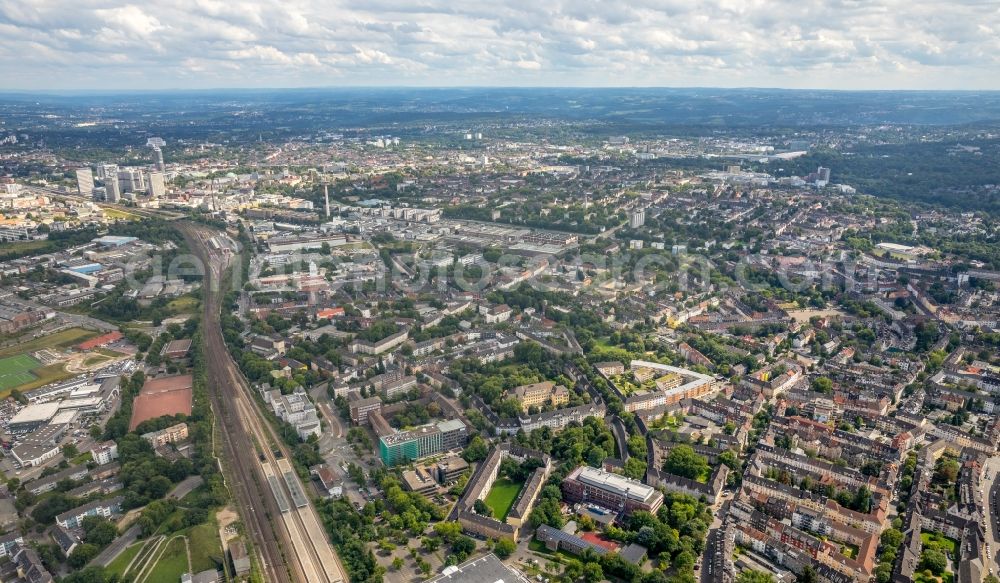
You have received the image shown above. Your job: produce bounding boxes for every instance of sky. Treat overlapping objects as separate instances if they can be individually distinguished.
[0,0,998,91]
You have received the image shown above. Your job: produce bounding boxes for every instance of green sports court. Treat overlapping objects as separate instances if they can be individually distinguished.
[0,354,40,391]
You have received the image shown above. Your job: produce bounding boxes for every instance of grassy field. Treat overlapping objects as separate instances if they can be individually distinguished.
[83,354,113,367]
[188,521,224,572]
[915,570,953,583]
[145,537,190,583]
[102,208,143,220]
[0,327,101,398]
[0,239,51,259]
[106,542,144,578]
[0,327,98,358]
[0,354,40,391]
[166,296,200,314]
[921,531,958,555]
[0,363,73,399]
[485,478,523,520]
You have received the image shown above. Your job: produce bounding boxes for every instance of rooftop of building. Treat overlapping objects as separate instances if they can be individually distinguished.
[570,465,658,503]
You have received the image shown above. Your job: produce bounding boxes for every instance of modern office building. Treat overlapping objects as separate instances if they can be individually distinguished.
[378,419,468,466]
[630,208,645,229]
[76,168,94,197]
[152,147,165,172]
[148,171,165,198]
[117,168,146,193]
[97,163,118,180]
[104,174,121,203]
[562,466,664,517]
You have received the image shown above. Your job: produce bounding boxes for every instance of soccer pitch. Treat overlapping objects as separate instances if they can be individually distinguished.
[0,354,40,391]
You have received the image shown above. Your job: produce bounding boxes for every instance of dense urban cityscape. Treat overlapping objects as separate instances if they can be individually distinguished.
[0,83,999,583]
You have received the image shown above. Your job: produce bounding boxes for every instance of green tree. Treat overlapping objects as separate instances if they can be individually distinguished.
[494,538,516,559]
[798,565,817,583]
[473,499,493,517]
[68,543,100,568]
[663,445,710,481]
[61,443,79,459]
[919,549,947,575]
[434,521,463,543]
[462,435,490,463]
[811,377,833,394]
[451,536,476,561]
[737,570,776,583]
[583,562,604,582]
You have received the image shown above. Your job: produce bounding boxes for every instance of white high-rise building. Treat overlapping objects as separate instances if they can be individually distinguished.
[97,163,118,180]
[153,147,165,172]
[630,208,646,229]
[816,166,831,187]
[147,171,166,198]
[117,168,146,193]
[105,175,121,203]
[76,168,94,197]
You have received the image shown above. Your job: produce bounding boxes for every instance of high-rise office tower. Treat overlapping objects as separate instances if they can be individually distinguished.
[324,184,330,218]
[76,168,94,197]
[117,168,146,193]
[153,147,165,172]
[105,175,121,203]
[630,208,646,229]
[148,171,166,198]
[97,163,118,180]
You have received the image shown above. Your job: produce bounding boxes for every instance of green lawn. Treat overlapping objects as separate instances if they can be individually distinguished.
[0,363,73,399]
[102,208,143,220]
[485,478,523,520]
[145,537,190,583]
[0,239,51,259]
[0,354,39,390]
[0,327,98,358]
[166,295,201,314]
[921,532,958,555]
[915,570,953,583]
[188,521,224,572]
[106,542,144,578]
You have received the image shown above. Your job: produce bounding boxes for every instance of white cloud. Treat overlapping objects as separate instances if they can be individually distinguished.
[0,0,996,89]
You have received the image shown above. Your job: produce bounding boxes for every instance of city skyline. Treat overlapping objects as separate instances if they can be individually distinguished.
[0,0,998,91]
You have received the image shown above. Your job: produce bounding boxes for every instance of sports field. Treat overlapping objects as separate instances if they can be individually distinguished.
[0,354,40,391]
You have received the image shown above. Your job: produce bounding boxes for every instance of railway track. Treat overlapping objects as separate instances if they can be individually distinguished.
[183,223,346,583]
[185,223,294,583]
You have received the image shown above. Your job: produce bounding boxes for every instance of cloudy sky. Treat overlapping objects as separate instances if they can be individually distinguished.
[0,0,998,91]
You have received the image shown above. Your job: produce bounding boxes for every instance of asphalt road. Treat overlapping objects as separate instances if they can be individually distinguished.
[91,524,141,567]
[90,475,206,568]
[981,456,1000,576]
[610,416,630,461]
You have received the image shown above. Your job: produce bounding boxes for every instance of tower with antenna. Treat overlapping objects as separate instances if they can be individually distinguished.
[210,178,218,212]
[324,183,330,219]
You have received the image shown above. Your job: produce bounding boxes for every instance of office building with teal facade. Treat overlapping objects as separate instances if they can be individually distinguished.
[379,420,467,466]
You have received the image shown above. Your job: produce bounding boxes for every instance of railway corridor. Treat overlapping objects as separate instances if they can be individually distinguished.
[184,224,346,583]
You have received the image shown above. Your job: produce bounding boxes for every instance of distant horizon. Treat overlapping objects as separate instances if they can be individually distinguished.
[1,1,997,92]
[3,85,1000,97]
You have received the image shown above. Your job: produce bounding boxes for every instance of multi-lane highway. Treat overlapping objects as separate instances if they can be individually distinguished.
[183,223,346,583]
